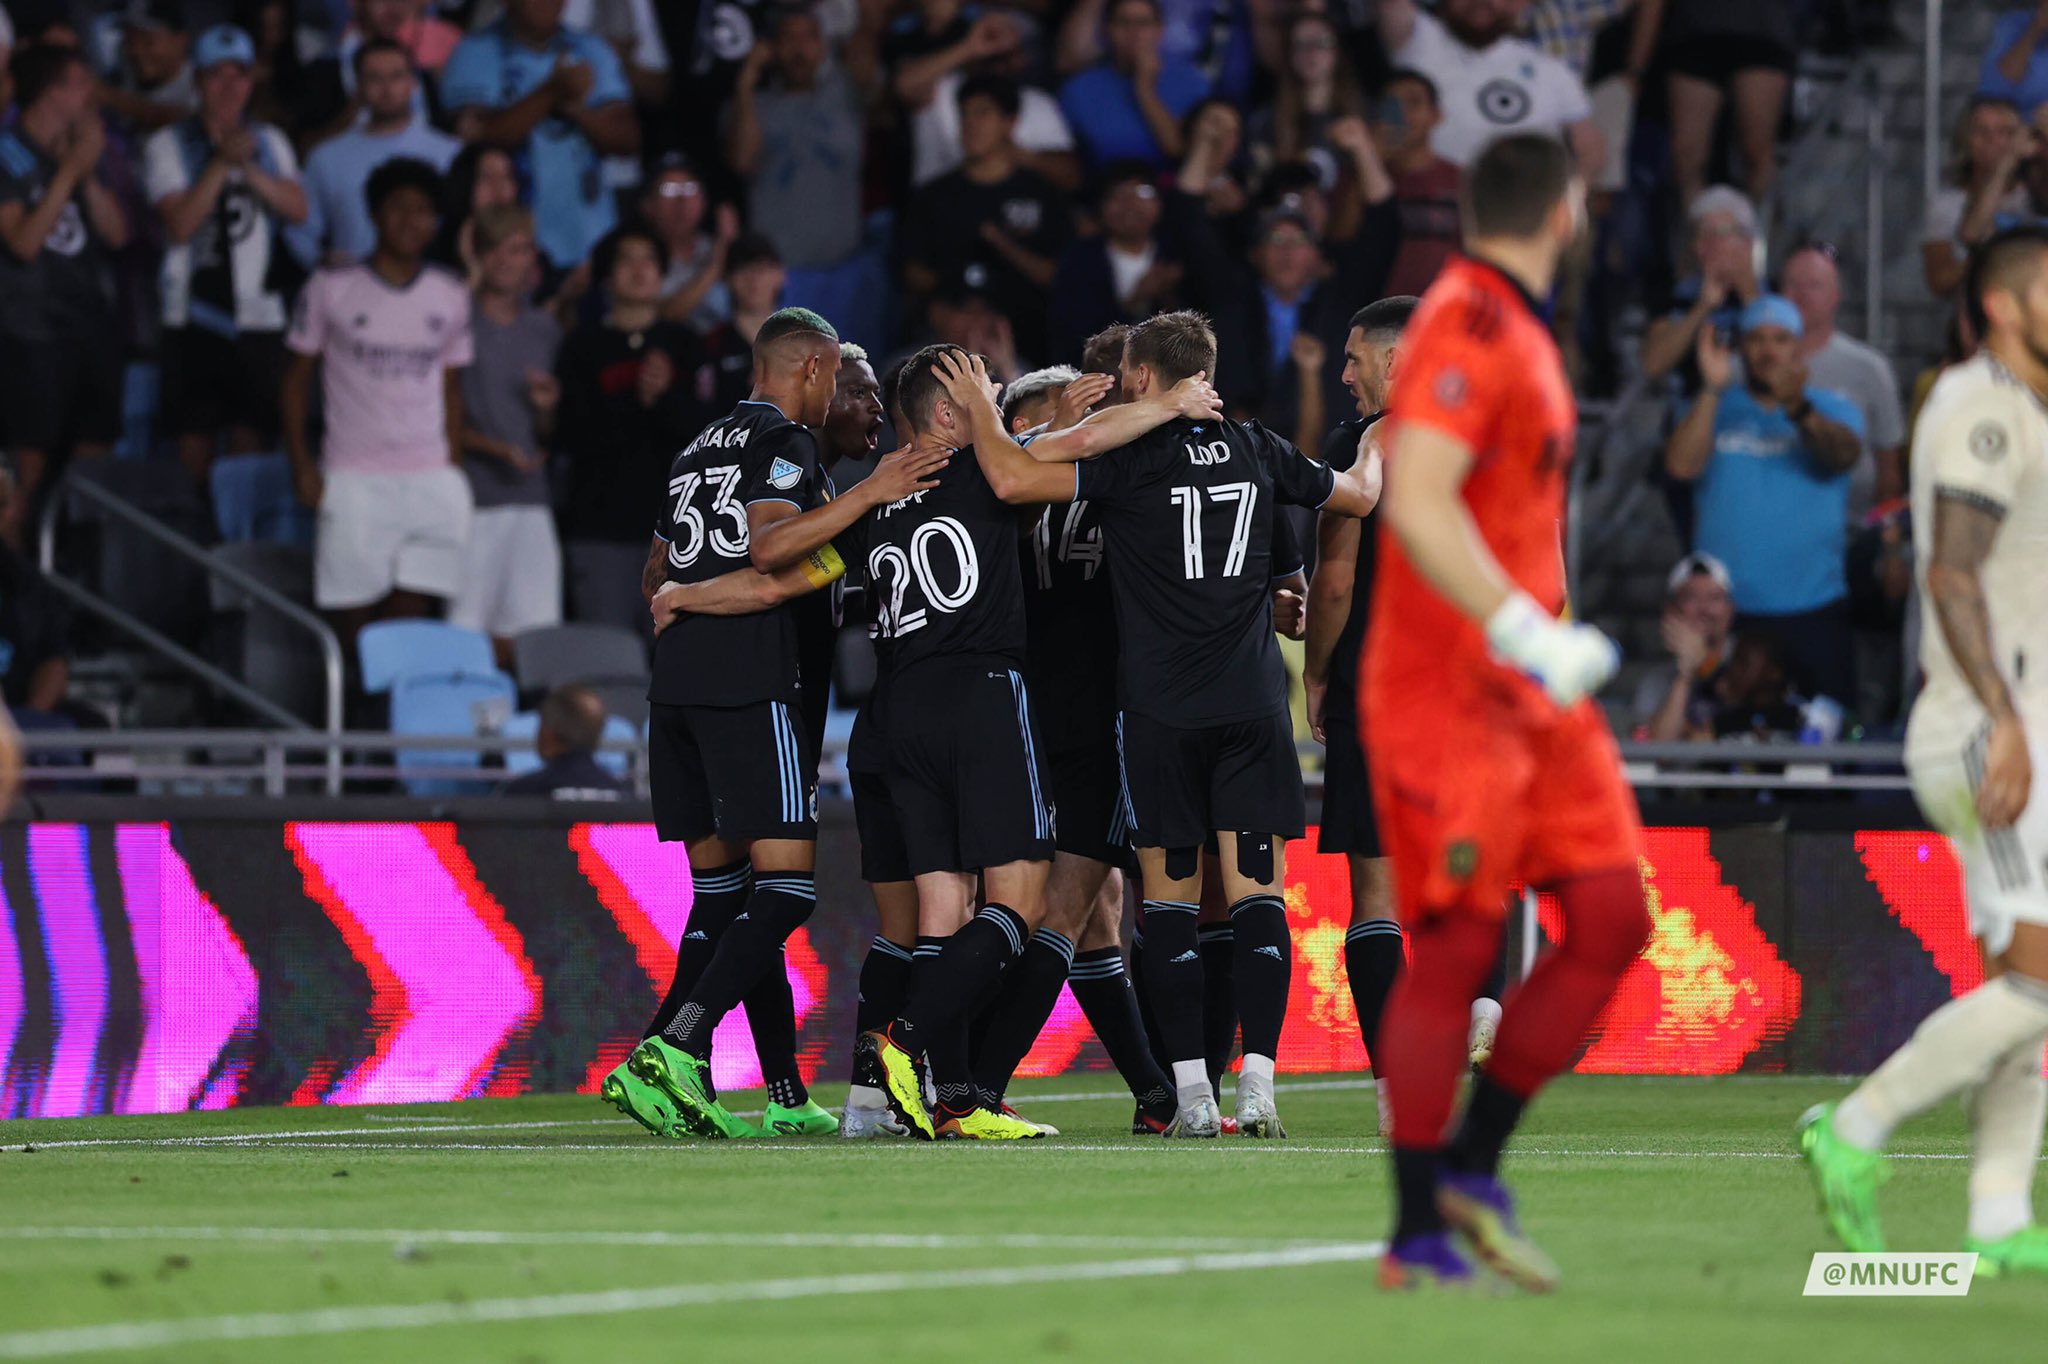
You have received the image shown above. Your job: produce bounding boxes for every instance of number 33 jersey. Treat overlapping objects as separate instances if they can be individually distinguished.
[650,399,821,707]
[864,444,1026,672]
[1077,416,1336,727]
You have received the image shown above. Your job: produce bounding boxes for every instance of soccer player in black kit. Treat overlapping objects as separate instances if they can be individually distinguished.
[1303,297,1415,1138]
[617,309,948,1141]
[1077,310,1381,1138]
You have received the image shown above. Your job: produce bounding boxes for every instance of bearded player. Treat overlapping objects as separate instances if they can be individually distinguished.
[1367,135,1647,1290]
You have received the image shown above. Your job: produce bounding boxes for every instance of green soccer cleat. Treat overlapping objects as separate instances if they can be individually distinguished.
[1969,1226,2048,1277]
[761,1099,840,1137]
[599,1061,684,1139]
[626,1037,756,1140]
[1797,1102,1890,1252]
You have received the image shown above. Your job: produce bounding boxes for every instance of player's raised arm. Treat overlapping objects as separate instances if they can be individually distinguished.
[1023,374,1225,463]
[933,350,1087,505]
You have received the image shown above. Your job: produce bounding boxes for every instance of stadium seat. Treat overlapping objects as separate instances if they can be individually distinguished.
[358,620,495,695]
[389,669,517,797]
[206,542,325,726]
[500,710,637,778]
[583,679,650,730]
[511,623,649,694]
[211,452,314,547]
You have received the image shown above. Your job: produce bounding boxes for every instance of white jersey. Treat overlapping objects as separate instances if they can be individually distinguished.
[1906,354,2048,744]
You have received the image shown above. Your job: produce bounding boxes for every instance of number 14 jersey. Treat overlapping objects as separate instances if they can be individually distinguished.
[1077,417,1336,727]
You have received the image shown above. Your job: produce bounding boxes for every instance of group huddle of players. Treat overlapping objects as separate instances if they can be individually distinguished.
[596,134,1689,1292]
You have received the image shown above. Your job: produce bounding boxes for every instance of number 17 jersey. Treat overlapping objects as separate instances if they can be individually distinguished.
[1077,416,1336,727]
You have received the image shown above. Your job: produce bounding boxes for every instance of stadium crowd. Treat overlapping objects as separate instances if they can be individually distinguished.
[0,0,1973,747]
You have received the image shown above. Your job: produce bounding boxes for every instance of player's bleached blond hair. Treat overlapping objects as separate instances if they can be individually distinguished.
[839,343,869,365]
[1001,366,1082,425]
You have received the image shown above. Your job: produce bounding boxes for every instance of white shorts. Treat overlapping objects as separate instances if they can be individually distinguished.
[447,503,563,638]
[314,466,473,611]
[1588,76,1633,194]
[1905,710,2048,956]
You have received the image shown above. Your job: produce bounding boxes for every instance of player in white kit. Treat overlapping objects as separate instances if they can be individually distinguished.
[1797,227,2048,1276]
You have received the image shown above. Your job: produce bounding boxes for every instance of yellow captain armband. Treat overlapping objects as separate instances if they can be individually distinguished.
[802,544,847,589]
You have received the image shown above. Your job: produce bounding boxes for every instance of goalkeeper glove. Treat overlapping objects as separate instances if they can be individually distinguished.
[1483,590,1619,708]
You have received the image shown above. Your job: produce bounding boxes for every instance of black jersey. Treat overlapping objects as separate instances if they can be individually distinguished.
[1321,413,1382,697]
[1077,417,1337,727]
[865,443,1026,673]
[1021,488,1117,722]
[649,399,819,708]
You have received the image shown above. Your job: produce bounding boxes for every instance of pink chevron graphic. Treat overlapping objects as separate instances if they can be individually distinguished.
[1016,987,1093,1078]
[286,823,541,1105]
[573,823,825,1093]
[0,858,19,1119]
[28,824,108,1118]
[113,825,260,1113]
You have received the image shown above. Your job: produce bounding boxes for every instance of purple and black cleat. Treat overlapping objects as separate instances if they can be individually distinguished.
[1377,1231,1476,1291]
[1436,1171,1560,1293]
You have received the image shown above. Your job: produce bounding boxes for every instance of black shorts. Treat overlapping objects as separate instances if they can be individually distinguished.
[1035,676,1133,869]
[883,658,1054,876]
[1116,708,1306,851]
[851,769,913,884]
[0,330,122,453]
[649,699,817,844]
[1317,697,1382,859]
[159,327,286,440]
[1663,34,1796,84]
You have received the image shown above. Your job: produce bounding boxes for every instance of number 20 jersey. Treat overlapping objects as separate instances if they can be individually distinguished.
[864,444,1026,671]
[649,399,820,707]
[1077,417,1336,728]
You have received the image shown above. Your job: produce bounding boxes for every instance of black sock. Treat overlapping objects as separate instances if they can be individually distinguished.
[1392,1145,1447,1243]
[1129,927,1176,1080]
[929,1018,978,1118]
[662,873,817,1055]
[1344,920,1404,1065]
[972,927,1076,1103]
[1199,923,1237,1093]
[645,860,750,1038]
[743,951,807,1107]
[851,935,915,1067]
[1446,1073,1528,1177]
[1228,894,1290,1063]
[1139,902,1204,1079]
[1069,946,1173,1110]
[889,905,1028,1059]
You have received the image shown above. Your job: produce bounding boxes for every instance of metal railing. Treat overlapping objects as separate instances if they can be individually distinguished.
[38,471,346,792]
[1924,0,1944,207]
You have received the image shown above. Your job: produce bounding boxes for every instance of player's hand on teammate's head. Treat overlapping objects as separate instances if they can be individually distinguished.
[1977,713,2034,830]
[1695,325,1734,390]
[1052,372,1117,430]
[1164,371,1223,421]
[869,442,950,502]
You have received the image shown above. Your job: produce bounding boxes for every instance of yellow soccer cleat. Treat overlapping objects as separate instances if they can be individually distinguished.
[936,1107,1047,1140]
[858,1029,935,1140]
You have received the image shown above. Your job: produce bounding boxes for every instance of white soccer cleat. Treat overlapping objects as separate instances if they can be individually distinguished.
[839,1103,910,1139]
[1164,1094,1223,1138]
[1469,997,1502,1073]
[1375,1079,1394,1139]
[1235,1081,1287,1139]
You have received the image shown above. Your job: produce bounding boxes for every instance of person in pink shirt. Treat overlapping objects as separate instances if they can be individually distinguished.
[282,156,474,646]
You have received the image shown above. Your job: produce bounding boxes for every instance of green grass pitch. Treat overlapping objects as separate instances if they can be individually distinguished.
[0,1075,2036,1361]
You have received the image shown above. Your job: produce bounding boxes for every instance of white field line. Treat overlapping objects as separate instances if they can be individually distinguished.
[0,1242,1384,1359]
[0,1226,1331,1253]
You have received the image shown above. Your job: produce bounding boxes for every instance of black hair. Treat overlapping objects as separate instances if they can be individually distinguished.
[592,222,669,284]
[10,44,85,110]
[1380,66,1439,106]
[1349,296,1420,339]
[352,36,411,80]
[540,686,606,754]
[1965,224,2048,340]
[364,156,443,219]
[957,72,1021,120]
[1126,310,1216,387]
[726,231,782,275]
[1465,134,1573,238]
[896,344,966,435]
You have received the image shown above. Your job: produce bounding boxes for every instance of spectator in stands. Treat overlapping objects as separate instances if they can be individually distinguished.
[1639,184,1763,387]
[1246,10,1367,181]
[0,42,132,539]
[644,152,737,332]
[1059,0,1257,108]
[442,0,640,273]
[282,157,474,647]
[499,684,628,799]
[1048,159,1181,363]
[1690,632,1806,741]
[1373,67,1461,298]
[297,0,460,137]
[1662,294,1864,706]
[900,74,1072,362]
[560,0,670,108]
[552,224,699,636]
[897,5,1079,191]
[1981,4,2048,117]
[101,0,196,135]
[1057,0,1209,169]
[292,38,461,269]
[143,25,308,485]
[429,141,520,286]
[685,232,784,420]
[450,205,562,654]
[1373,0,1602,172]
[1659,0,1797,211]
[1779,242,1907,514]
[1178,95,1249,218]
[1923,97,2033,297]
[1635,551,1737,742]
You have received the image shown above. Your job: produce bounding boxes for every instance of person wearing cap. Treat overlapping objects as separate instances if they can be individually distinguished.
[1635,553,1738,741]
[1663,292,1866,707]
[100,0,196,135]
[142,24,307,484]
[645,153,737,333]
[291,37,460,270]
[1639,183,1765,386]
